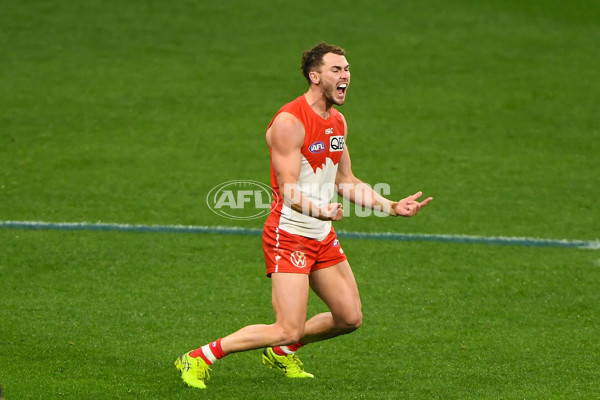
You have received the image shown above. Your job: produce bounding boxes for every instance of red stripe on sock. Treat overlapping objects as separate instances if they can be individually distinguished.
[287,342,304,352]
[189,348,213,365]
[188,338,225,365]
[210,338,226,359]
[273,342,304,355]
[272,346,287,356]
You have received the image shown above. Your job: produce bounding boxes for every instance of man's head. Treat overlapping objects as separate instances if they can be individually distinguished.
[302,42,350,106]
[301,42,346,83]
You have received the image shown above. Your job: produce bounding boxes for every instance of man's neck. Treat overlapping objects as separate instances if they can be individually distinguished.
[304,89,332,119]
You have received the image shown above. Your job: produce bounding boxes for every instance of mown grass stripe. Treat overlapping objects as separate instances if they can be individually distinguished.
[1,220,598,250]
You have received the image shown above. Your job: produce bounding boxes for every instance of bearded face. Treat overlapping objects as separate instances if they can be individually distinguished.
[314,53,350,106]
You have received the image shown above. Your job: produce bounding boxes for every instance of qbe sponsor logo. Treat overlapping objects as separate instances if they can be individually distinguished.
[206,180,279,220]
[329,136,345,152]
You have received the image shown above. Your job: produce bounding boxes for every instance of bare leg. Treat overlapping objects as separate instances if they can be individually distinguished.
[219,261,361,354]
[301,260,363,344]
[220,273,310,354]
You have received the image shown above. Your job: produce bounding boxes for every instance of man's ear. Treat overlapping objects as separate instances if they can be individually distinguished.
[309,71,320,85]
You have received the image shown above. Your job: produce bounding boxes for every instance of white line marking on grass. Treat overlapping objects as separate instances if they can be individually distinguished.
[0,220,598,250]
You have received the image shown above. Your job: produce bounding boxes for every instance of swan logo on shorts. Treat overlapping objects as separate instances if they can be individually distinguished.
[290,251,307,269]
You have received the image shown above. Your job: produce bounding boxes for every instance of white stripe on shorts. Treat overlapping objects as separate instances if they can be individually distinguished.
[275,227,280,273]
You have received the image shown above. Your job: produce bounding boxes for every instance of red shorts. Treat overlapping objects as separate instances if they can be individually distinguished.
[262,225,347,277]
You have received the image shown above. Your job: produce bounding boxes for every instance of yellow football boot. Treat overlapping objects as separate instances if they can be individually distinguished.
[174,351,210,389]
[262,347,315,378]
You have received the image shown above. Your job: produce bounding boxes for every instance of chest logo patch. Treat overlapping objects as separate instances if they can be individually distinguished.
[309,141,326,154]
[329,136,345,152]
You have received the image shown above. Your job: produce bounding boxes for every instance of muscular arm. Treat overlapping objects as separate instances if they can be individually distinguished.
[267,113,343,221]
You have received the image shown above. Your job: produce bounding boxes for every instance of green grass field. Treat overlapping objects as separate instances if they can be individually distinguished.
[1,0,599,398]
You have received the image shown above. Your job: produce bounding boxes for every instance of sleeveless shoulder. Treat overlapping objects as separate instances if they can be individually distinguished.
[267,96,305,130]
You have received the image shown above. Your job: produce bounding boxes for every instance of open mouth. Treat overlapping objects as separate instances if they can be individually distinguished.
[336,83,348,96]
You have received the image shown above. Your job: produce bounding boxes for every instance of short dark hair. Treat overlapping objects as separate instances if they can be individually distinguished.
[301,42,346,83]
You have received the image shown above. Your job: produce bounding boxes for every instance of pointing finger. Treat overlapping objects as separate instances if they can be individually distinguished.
[418,197,433,208]
[409,191,423,201]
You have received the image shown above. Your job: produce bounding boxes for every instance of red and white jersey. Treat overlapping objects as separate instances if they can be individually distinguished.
[265,95,346,240]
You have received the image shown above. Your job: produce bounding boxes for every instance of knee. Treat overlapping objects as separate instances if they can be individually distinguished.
[350,311,363,331]
[275,325,304,346]
[338,310,363,333]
